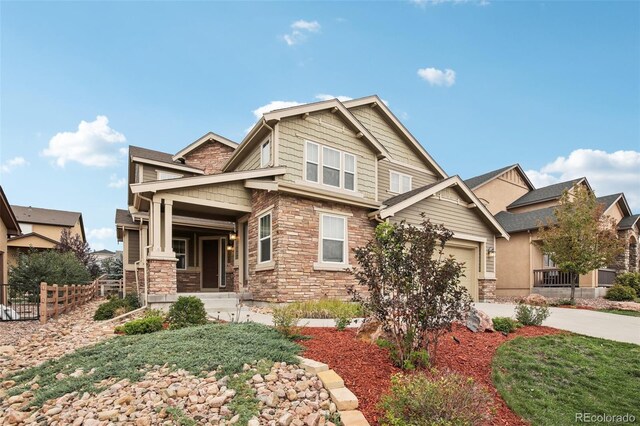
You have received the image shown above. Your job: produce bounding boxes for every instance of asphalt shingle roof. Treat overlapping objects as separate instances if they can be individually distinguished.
[383,181,442,207]
[618,214,640,230]
[115,209,136,226]
[464,165,516,190]
[507,178,584,209]
[495,206,557,233]
[596,193,623,211]
[11,205,81,227]
[129,145,200,169]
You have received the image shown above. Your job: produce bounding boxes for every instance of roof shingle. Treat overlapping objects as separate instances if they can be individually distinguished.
[115,209,136,226]
[464,165,517,190]
[495,207,557,233]
[11,205,82,227]
[507,178,584,209]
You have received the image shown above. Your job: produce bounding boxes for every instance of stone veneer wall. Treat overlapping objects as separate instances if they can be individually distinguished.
[124,269,145,295]
[478,278,496,303]
[147,258,177,295]
[247,190,375,302]
[183,142,235,175]
[177,271,200,293]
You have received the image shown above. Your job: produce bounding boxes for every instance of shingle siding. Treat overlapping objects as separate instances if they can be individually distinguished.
[168,181,251,207]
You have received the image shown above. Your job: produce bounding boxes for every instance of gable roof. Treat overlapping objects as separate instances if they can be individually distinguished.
[173,132,238,161]
[0,186,21,236]
[115,209,136,226]
[12,205,81,227]
[495,206,557,233]
[377,176,509,239]
[618,214,640,230]
[597,193,632,217]
[507,177,590,209]
[7,232,60,246]
[343,95,448,179]
[129,146,205,175]
[464,164,534,191]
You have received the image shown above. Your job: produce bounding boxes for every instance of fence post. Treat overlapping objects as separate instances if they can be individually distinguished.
[40,282,48,324]
[53,284,59,318]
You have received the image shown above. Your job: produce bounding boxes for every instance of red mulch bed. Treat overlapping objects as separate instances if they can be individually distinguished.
[299,324,564,426]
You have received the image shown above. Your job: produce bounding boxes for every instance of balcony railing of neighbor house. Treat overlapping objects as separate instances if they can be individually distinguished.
[533,269,578,287]
[597,268,617,287]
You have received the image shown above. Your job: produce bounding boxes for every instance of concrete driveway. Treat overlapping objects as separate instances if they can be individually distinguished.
[475,302,640,345]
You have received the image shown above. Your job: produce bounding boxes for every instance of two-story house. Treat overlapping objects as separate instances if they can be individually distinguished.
[466,164,639,298]
[115,96,509,307]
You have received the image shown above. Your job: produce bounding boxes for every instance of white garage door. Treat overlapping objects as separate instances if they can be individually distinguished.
[442,244,478,301]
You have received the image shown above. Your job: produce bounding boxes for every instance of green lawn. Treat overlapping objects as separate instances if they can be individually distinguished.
[598,309,640,317]
[5,322,300,408]
[492,334,640,426]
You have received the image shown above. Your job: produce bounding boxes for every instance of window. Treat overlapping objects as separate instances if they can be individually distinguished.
[543,254,556,268]
[258,212,272,263]
[173,239,187,270]
[157,170,182,180]
[306,141,319,182]
[321,214,346,263]
[18,223,32,234]
[305,141,357,192]
[260,139,271,167]
[390,171,412,194]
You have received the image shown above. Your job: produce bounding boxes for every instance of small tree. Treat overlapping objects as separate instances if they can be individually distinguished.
[536,186,625,301]
[350,217,471,368]
[9,250,91,293]
[56,229,99,277]
[100,256,123,279]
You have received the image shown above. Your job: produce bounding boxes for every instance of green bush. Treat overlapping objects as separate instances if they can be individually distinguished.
[378,370,493,426]
[492,317,521,334]
[614,273,640,296]
[515,304,551,326]
[93,294,141,321]
[605,285,637,301]
[9,250,91,293]
[555,298,576,306]
[122,315,164,335]
[272,305,301,338]
[167,296,208,329]
[284,299,365,319]
[333,304,355,331]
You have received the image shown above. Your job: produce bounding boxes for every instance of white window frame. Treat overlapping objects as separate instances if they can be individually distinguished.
[304,140,357,192]
[389,170,412,194]
[172,238,188,270]
[257,211,273,264]
[260,138,271,168]
[318,213,347,265]
[157,170,183,181]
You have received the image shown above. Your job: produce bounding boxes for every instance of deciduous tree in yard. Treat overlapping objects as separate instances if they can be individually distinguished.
[56,228,99,277]
[350,216,471,368]
[536,186,625,301]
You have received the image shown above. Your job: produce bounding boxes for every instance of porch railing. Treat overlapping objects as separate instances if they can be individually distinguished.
[597,268,617,287]
[533,269,578,287]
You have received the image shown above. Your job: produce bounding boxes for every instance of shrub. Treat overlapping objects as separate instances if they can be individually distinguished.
[555,298,576,306]
[351,218,471,369]
[605,285,637,302]
[515,304,550,326]
[285,299,365,319]
[167,296,208,329]
[378,370,493,426]
[122,315,164,335]
[272,305,301,338]
[615,272,640,296]
[492,317,521,334]
[9,250,91,293]
[333,305,354,331]
[93,294,141,321]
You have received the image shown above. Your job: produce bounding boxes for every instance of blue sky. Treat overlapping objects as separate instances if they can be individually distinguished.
[1,0,639,250]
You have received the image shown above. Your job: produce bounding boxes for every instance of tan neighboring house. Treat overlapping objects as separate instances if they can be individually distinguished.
[1,187,21,303]
[466,164,639,298]
[116,96,509,306]
[6,205,86,265]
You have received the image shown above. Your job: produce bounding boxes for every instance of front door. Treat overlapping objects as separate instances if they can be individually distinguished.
[202,240,219,289]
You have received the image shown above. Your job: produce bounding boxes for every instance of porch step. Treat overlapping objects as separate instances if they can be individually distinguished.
[179,292,240,299]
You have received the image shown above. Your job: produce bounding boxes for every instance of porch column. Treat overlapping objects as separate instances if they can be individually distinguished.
[151,198,162,254]
[163,199,174,255]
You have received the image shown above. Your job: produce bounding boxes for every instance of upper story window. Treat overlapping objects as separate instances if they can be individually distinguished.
[258,212,272,263]
[18,223,33,234]
[173,239,187,270]
[305,141,357,192]
[157,170,183,180]
[260,139,271,167]
[390,170,412,194]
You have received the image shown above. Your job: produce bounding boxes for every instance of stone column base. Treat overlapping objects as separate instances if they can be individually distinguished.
[147,257,178,295]
[478,278,496,302]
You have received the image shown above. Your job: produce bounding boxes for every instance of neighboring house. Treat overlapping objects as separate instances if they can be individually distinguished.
[466,164,639,298]
[6,205,86,265]
[92,249,120,263]
[116,96,509,306]
[0,187,21,303]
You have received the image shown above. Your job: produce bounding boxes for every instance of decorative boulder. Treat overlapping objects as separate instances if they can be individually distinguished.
[466,308,494,333]
[356,317,388,343]
[609,301,640,312]
[520,294,548,306]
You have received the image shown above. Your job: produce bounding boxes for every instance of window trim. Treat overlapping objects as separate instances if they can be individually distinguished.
[316,213,349,268]
[257,211,273,265]
[389,170,412,194]
[343,152,357,191]
[172,238,188,270]
[157,170,183,181]
[260,137,271,168]
[304,140,357,192]
[304,141,319,183]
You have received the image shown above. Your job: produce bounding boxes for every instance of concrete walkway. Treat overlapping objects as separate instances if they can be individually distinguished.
[475,302,640,345]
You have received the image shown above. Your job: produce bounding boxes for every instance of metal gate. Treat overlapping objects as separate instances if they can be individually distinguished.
[0,283,40,321]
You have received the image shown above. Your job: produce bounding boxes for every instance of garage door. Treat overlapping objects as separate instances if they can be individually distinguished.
[442,244,478,301]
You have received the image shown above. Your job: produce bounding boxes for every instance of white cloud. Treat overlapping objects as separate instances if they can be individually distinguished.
[88,227,115,240]
[315,94,353,102]
[108,174,127,188]
[42,115,126,167]
[0,156,28,173]
[525,149,640,211]
[252,101,303,120]
[283,20,321,46]
[417,67,456,87]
